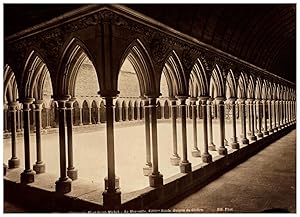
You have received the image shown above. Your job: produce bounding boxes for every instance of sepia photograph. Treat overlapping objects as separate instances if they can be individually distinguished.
[2,2,296,213]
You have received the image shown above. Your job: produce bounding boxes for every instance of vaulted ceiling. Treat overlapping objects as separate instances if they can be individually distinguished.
[4,4,296,82]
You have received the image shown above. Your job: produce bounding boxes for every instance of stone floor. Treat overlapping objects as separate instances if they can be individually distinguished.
[170,129,296,213]
[4,119,248,193]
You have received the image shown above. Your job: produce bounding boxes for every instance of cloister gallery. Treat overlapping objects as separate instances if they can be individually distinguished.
[3,4,296,211]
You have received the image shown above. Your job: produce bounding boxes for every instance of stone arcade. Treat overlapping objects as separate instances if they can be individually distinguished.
[3,4,296,212]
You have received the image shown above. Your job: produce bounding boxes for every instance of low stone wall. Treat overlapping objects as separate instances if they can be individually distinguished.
[4,123,296,212]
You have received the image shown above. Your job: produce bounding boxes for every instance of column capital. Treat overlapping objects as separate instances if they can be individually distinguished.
[247,98,254,103]
[98,90,120,98]
[8,101,19,110]
[66,99,76,109]
[176,96,188,105]
[19,98,34,105]
[228,97,236,103]
[189,97,198,102]
[215,96,226,101]
[53,95,71,102]
[199,96,209,102]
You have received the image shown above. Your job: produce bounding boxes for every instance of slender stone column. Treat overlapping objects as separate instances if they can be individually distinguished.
[20,98,36,184]
[256,100,263,138]
[277,100,281,129]
[200,97,212,163]
[207,98,216,151]
[262,99,269,136]
[253,102,257,133]
[33,100,46,174]
[148,97,163,187]
[102,96,121,208]
[8,102,20,168]
[247,101,251,136]
[190,97,201,157]
[142,98,152,175]
[228,98,239,149]
[78,107,83,126]
[31,104,36,132]
[177,96,192,173]
[215,97,227,155]
[285,100,288,125]
[272,100,277,131]
[267,100,273,133]
[4,104,8,133]
[97,107,101,124]
[55,97,72,193]
[66,99,78,180]
[45,107,51,129]
[16,106,22,132]
[239,99,249,144]
[248,99,257,141]
[169,98,181,166]
[88,107,92,125]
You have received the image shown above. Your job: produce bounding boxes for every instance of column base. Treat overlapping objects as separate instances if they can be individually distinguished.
[8,158,20,169]
[149,173,163,187]
[191,148,201,157]
[208,143,216,151]
[104,177,120,190]
[102,189,121,210]
[33,162,46,174]
[231,142,240,149]
[269,129,274,133]
[170,155,181,166]
[263,131,269,136]
[16,129,22,132]
[179,161,192,173]
[202,153,212,163]
[143,166,152,176]
[55,177,72,194]
[67,168,78,180]
[218,147,228,156]
[20,169,36,184]
[247,131,252,136]
[250,135,257,141]
[257,132,263,138]
[4,163,7,176]
[242,138,249,145]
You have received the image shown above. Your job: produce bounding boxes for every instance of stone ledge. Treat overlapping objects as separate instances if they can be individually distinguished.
[4,123,295,212]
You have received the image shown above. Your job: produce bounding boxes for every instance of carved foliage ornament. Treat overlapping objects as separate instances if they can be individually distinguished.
[149,33,169,63]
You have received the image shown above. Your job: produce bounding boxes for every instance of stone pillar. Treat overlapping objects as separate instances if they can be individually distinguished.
[16,106,22,132]
[273,100,277,131]
[45,107,51,129]
[267,100,273,133]
[215,97,227,155]
[247,100,251,136]
[169,98,181,166]
[239,99,249,144]
[66,99,78,180]
[4,104,8,133]
[262,99,269,136]
[200,97,212,163]
[78,107,83,126]
[142,98,152,176]
[88,107,92,125]
[229,98,239,149]
[248,99,257,141]
[31,104,36,132]
[55,97,72,193]
[102,96,121,208]
[256,100,263,138]
[190,97,201,157]
[207,98,216,151]
[253,102,257,133]
[20,98,36,184]
[277,100,281,129]
[148,97,163,187]
[177,96,192,173]
[97,107,101,124]
[8,102,20,168]
[33,100,46,174]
